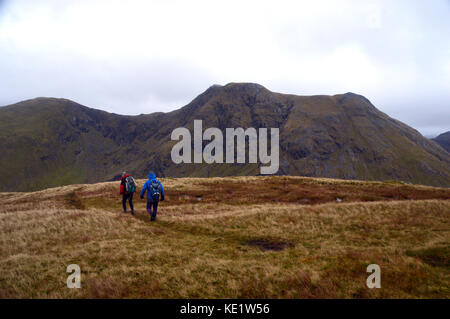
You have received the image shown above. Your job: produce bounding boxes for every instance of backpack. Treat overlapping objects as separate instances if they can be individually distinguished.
[125,176,137,193]
[149,180,161,200]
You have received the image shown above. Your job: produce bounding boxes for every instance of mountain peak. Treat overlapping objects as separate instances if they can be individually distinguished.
[224,82,268,89]
[222,82,269,94]
[1,85,449,190]
[203,82,269,96]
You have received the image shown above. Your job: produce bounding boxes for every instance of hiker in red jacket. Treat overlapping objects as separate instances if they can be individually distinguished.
[120,171,135,215]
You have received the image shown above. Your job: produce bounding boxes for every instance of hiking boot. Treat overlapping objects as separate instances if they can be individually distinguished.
[131,211,135,215]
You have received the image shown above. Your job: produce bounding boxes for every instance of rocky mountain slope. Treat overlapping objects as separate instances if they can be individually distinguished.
[432,131,450,153]
[0,83,449,191]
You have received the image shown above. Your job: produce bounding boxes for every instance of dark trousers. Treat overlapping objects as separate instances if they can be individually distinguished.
[122,193,134,212]
[147,200,159,220]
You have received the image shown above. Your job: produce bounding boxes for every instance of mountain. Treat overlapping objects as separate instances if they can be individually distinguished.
[1,83,449,191]
[432,131,450,153]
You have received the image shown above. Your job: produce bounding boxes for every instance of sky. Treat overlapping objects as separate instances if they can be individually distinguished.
[0,0,449,137]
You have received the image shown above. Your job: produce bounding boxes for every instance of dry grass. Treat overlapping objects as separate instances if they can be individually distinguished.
[0,176,449,298]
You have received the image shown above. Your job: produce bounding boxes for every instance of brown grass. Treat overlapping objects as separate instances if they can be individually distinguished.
[0,176,449,298]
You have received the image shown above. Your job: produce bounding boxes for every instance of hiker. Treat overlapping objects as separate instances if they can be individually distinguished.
[120,171,137,215]
[140,171,165,221]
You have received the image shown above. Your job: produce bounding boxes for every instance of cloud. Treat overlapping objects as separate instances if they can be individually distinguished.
[0,0,449,135]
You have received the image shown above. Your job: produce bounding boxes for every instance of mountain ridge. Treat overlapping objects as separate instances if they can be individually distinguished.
[0,83,449,191]
[432,131,450,153]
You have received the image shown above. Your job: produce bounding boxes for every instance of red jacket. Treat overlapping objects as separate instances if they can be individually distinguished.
[120,174,130,195]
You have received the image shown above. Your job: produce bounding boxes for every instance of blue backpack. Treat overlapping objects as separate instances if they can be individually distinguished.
[149,180,161,200]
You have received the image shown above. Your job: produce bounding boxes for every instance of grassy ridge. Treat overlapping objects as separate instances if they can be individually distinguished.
[0,176,449,298]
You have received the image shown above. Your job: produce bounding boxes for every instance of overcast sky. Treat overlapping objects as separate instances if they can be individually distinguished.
[0,0,449,136]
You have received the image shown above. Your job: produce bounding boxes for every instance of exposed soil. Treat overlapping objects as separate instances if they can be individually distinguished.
[246,238,295,251]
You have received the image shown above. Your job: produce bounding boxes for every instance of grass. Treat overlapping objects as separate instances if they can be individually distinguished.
[0,176,449,298]
[406,247,450,268]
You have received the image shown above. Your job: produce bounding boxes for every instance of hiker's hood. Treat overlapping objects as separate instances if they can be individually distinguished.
[148,172,156,180]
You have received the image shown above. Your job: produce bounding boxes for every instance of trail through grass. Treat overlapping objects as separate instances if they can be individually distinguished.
[0,176,449,298]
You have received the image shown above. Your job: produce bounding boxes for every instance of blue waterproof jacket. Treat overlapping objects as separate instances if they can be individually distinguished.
[140,172,165,201]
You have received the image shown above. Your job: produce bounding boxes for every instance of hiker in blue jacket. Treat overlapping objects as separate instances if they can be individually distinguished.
[140,171,165,221]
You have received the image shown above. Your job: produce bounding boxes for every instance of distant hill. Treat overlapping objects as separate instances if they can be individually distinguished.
[1,83,449,191]
[432,131,450,153]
